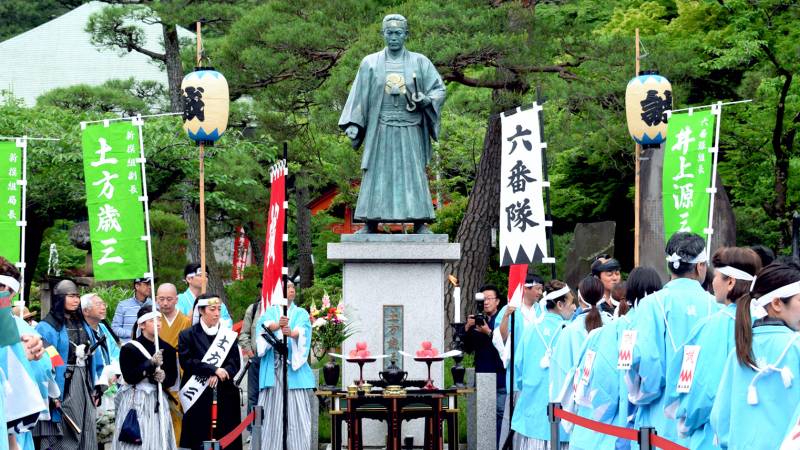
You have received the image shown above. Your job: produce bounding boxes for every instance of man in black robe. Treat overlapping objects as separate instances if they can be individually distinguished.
[178,294,241,450]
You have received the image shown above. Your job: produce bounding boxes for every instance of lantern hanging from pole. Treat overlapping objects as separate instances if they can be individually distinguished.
[181,67,229,145]
[625,70,672,145]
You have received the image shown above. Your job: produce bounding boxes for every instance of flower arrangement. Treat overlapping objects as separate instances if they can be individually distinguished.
[310,293,352,359]
[96,385,118,443]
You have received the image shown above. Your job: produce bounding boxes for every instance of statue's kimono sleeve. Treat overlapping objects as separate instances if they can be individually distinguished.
[416,54,446,143]
[338,56,373,149]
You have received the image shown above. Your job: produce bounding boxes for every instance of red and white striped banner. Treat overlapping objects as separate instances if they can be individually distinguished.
[231,226,250,280]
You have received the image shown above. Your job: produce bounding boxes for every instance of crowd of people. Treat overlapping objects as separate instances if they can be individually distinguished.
[1,230,800,450]
[464,231,800,450]
[0,262,314,450]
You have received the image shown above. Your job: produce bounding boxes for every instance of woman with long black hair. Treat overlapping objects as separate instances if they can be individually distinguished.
[570,266,663,450]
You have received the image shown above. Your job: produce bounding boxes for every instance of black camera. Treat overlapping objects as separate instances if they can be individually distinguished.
[473,292,486,327]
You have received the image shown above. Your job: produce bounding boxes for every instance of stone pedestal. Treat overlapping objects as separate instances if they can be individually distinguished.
[327,234,460,447]
[475,372,497,450]
[465,368,477,450]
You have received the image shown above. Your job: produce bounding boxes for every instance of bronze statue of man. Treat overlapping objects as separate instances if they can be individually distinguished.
[339,14,446,234]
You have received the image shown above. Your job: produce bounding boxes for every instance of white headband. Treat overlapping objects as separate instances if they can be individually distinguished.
[192,297,221,325]
[137,311,161,325]
[0,275,20,293]
[717,266,756,291]
[186,268,203,279]
[577,291,594,309]
[666,249,708,269]
[751,281,800,320]
[197,297,221,307]
[716,266,755,281]
[543,286,571,302]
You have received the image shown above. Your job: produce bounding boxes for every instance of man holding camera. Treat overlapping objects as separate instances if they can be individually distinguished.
[463,284,505,448]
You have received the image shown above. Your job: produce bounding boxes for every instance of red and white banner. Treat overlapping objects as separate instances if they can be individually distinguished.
[507,264,528,308]
[261,160,287,310]
[231,226,250,281]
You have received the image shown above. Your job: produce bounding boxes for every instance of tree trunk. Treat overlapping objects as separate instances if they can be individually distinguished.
[181,194,228,305]
[444,114,502,340]
[244,222,264,269]
[162,23,184,113]
[770,71,792,248]
[22,214,52,302]
[295,178,314,288]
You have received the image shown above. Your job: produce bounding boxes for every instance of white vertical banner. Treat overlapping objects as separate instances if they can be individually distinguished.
[499,103,554,266]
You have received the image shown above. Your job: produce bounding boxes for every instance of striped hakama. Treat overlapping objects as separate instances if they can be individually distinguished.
[37,365,97,450]
[512,435,571,450]
[258,357,312,450]
[112,383,176,450]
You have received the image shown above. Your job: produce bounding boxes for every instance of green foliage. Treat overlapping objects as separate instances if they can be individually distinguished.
[150,208,188,286]
[430,194,468,241]
[35,221,87,279]
[223,264,261,323]
[36,79,153,114]
[82,284,133,322]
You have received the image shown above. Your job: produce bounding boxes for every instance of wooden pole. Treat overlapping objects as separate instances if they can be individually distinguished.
[281,143,289,450]
[634,28,641,267]
[200,142,207,293]
[196,21,207,293]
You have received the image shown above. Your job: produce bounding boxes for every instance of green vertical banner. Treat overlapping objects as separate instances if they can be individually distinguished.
[0,140,22,263]
[81,121,148,281]
[662,110,716,242]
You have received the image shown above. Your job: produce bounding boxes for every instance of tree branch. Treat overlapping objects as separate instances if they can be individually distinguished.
[111,22,166,61]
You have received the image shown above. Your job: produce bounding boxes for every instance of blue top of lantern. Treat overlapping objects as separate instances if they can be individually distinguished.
[186,69,225,80]
[627,74,668,86]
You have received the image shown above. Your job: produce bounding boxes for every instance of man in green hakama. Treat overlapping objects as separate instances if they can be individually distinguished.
[339,14,446,234]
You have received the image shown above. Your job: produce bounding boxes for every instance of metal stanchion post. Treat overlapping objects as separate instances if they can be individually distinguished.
[203,441,221,450]
[252,405,264,450]
[639,426,655,450]
[548,402,561,449]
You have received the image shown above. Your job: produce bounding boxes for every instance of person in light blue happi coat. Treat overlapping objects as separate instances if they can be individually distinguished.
[710,261,800,450]
[0,258,49,450]
[256,281,315,450]
[511,279,574,450]
[571,267,663,450]
[495,273,545,447]
[626,232,718,446]
[550,276,612,438]
[664,247,761,450]
[12,316,55,450]
[176,264,233,329]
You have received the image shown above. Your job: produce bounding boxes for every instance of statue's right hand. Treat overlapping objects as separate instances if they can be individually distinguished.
[345,125,359,140]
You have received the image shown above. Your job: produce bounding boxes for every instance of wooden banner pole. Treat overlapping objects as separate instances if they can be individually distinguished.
[634,28,642,267]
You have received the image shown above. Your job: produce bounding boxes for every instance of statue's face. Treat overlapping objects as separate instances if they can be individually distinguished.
[382,26,407,51]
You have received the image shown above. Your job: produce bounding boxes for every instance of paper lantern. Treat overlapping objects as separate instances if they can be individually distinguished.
[181,67,229,145]
[625,70,672,145]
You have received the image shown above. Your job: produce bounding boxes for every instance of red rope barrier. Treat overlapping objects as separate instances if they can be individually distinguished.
[218,410,256,449]
[651,434,689,450]
[553,407,639,441]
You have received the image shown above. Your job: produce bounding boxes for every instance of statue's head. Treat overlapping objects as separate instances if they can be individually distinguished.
[381,14,408,51]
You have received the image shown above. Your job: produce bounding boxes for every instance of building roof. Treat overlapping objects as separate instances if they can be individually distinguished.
[0,1,192,106]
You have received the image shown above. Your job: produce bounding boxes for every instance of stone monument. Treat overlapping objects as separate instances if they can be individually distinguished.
[329,13,460,447]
